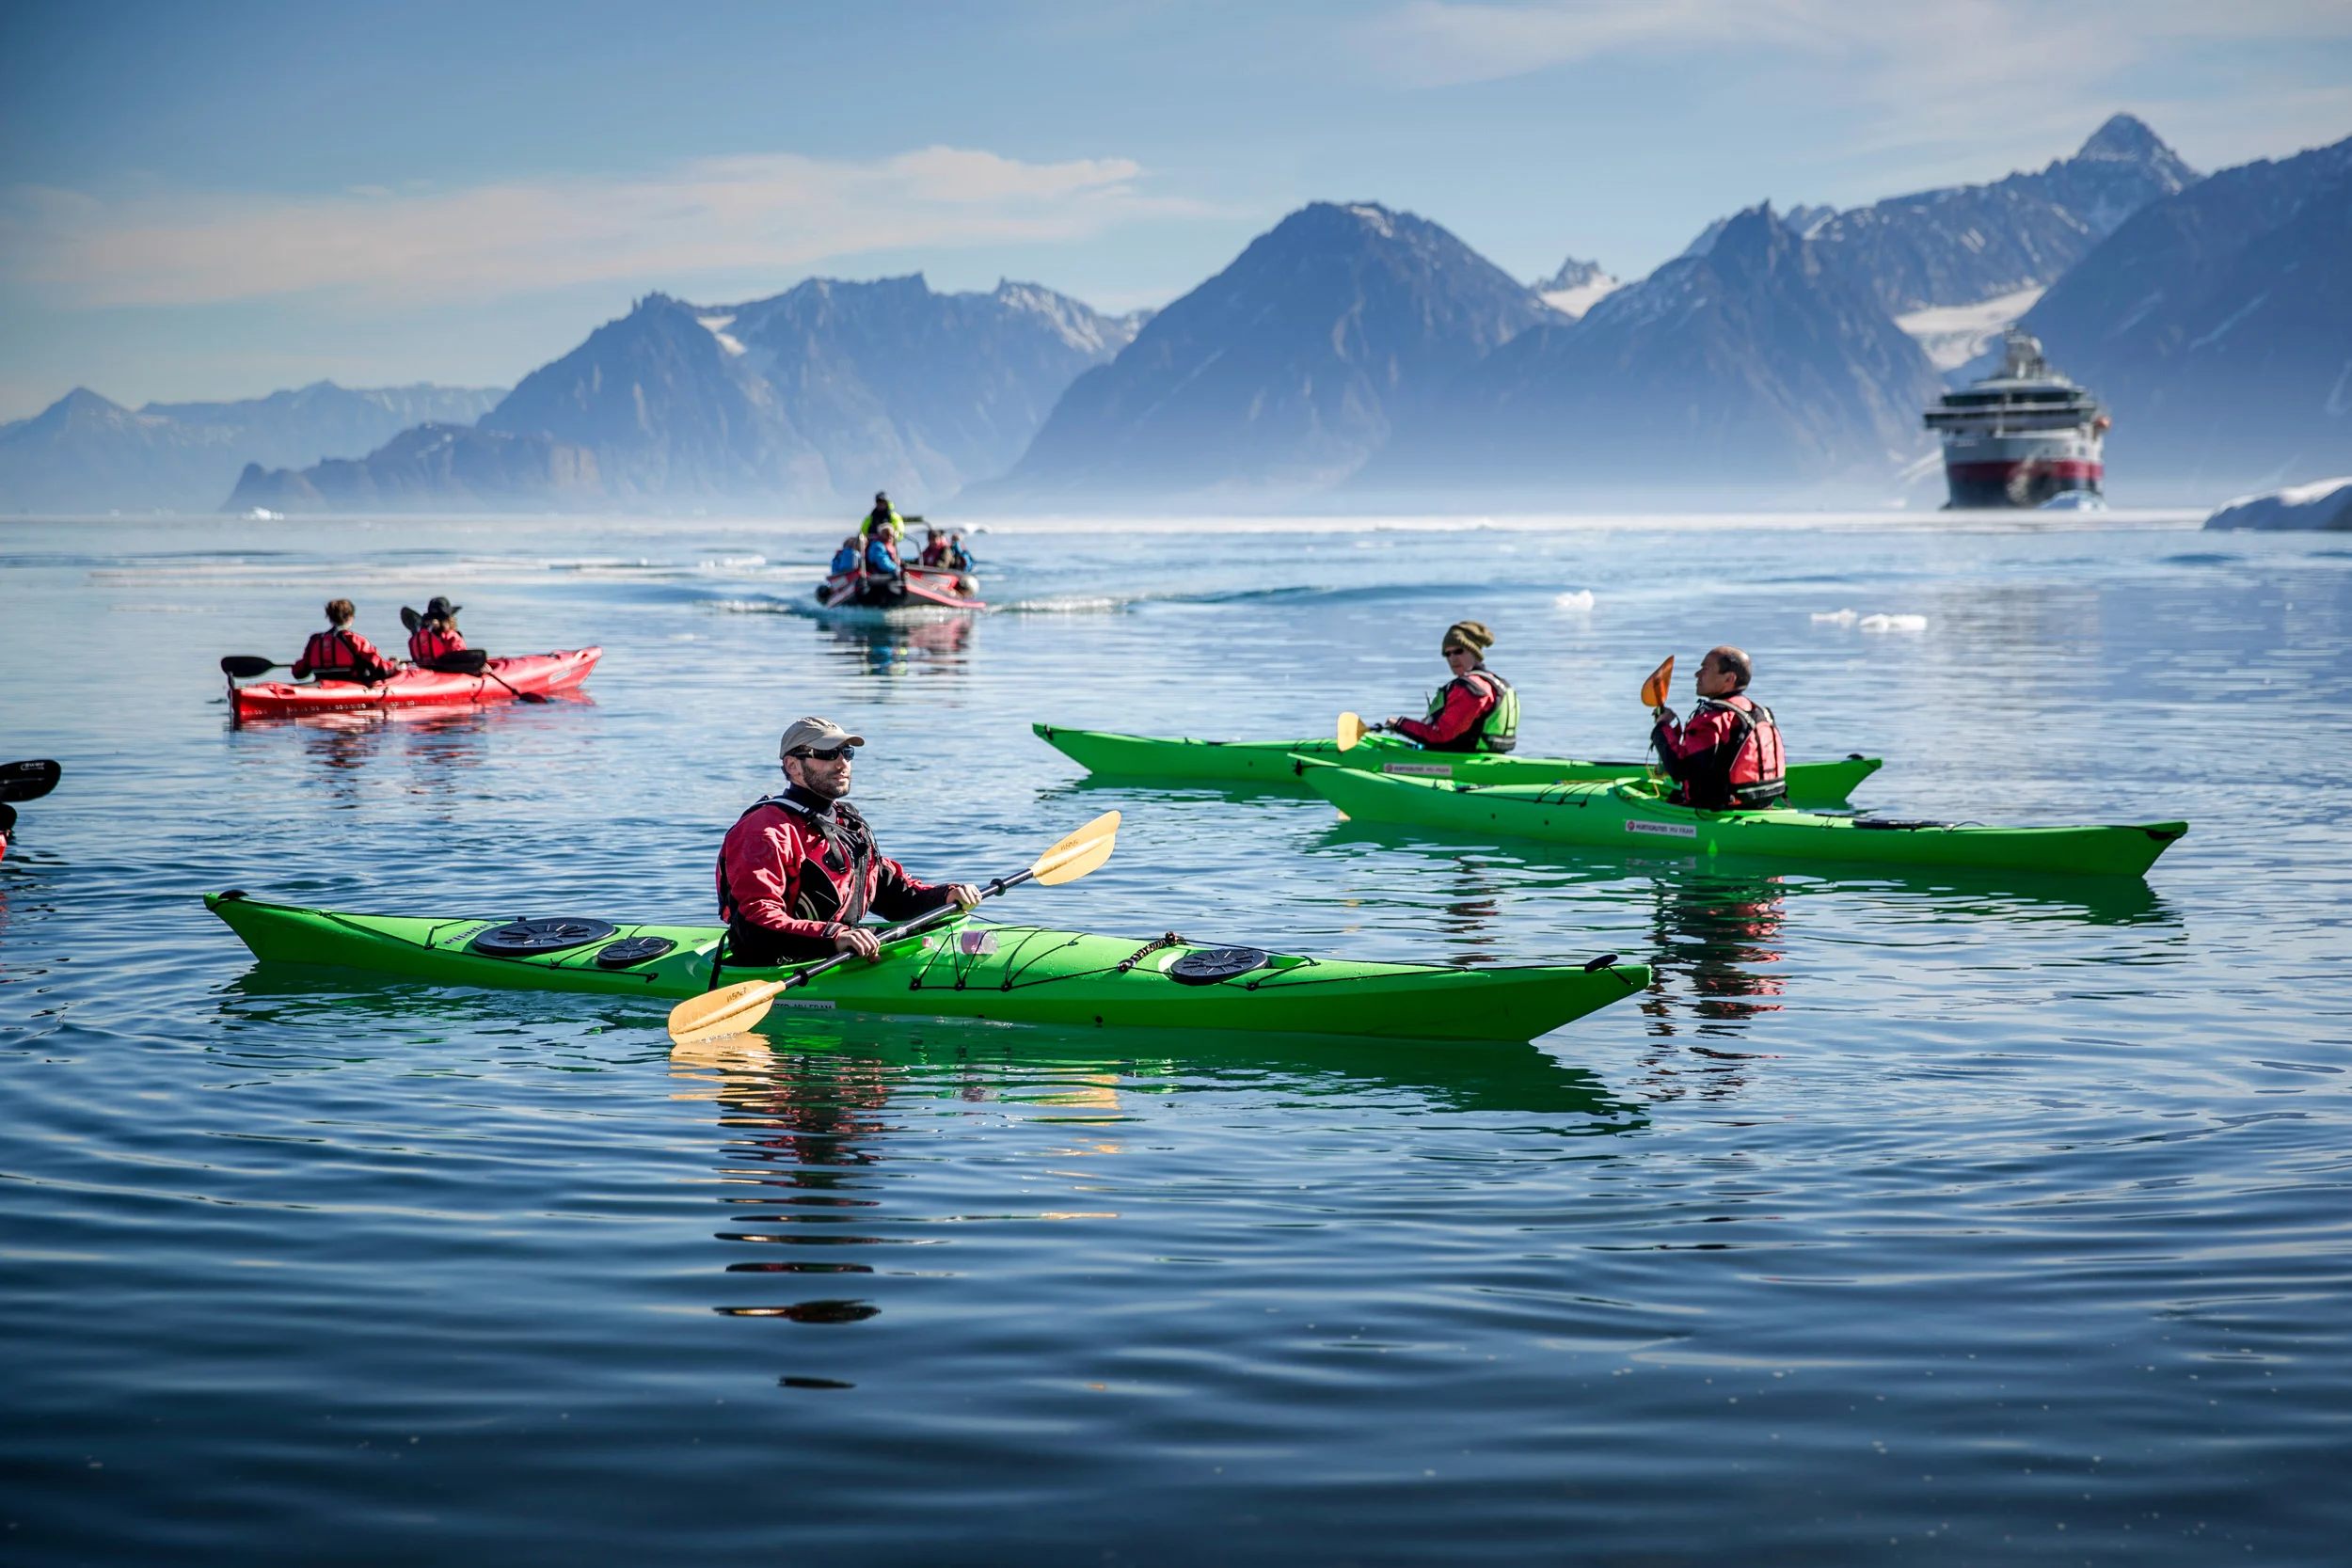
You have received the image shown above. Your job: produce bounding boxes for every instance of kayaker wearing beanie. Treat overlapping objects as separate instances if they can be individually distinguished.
[1384,621,1519,753]
[406,596,468,667]
[716,717,982,966]
[292,599,393,684]
[1650,645,1787,811]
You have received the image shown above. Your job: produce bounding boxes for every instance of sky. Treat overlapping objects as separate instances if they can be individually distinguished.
[2,0,2348,420]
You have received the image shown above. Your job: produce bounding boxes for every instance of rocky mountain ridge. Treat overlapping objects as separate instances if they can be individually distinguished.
[0,382,502,514]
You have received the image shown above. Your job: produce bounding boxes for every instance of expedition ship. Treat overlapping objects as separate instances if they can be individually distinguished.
[1925,327,2109,509]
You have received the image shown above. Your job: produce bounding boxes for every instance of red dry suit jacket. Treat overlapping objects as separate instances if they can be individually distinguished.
[1651,693,1787,810]
[294,627,390,681]
[716,786,955,963]
[408,623,467,663]
[1394,670,1503,752]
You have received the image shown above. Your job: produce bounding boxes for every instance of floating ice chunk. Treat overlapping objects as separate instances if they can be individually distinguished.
[1811,609,1857,626]
[1859,613,1927,632]
[1554,589,1595,611]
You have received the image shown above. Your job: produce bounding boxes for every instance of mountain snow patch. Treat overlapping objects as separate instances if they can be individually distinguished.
[1897,287,2045,372]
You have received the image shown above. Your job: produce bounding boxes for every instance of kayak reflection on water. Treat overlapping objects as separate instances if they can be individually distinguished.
[1642,870,1788,1037]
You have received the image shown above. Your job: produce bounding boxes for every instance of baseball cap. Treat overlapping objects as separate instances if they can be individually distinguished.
[779,716,866,761]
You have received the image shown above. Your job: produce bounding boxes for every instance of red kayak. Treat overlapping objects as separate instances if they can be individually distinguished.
[230,648,602,718]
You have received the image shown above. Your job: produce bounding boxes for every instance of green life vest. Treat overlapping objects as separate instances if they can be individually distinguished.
[1422,668,1518,752]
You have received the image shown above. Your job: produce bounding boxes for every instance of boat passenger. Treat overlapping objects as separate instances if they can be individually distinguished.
[292,599,394,684]
[716,717,982,965]
[919,527,949,567]
[864,524,904,579]
[1649,645,1787,811]
[830,535,864,576]
[858,491,903,542]
[406,595,468,668]
[1384,621,1518,753]
[944,530,976,572]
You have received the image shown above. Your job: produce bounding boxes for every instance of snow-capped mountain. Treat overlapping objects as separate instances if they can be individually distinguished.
[1533,256,1622,320]
[1807,114,2198,315]
[230,277,1143,511]
[2023,132,2352,495]
[1366,204,1944,494]
[0,382,502,514]
[974,202,1553,500]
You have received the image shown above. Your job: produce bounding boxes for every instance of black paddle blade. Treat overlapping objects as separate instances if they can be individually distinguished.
[219,655,278,679]
[0,759,62,803]
[400,606,422,632]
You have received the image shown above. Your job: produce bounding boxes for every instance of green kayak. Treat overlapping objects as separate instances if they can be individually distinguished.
[1296,761,2186,879]
[1032,722,1881,807]
[205,892,1648,1043]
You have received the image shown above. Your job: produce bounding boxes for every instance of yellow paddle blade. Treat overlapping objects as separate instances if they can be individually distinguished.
[1030,810,1120,886]
[1640,656,1676,709]
[1337,712,1370,752]
[667,979,785,1045]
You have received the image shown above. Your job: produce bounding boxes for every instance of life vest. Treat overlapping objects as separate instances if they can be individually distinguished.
[865,535,901,575]
[408,623,466,665]
[297,628,389,683]
[858,505,903,542]
[716,791,877,931]
[1672,695,1787,810]
[1421,668,1519,753]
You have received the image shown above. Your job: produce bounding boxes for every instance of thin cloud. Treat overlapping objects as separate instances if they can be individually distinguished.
[0,146,1200,309]
[1358,1,2352,151]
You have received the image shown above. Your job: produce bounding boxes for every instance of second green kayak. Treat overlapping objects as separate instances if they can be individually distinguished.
[1296,761,2186,879]
[206,892,1648,1043]
[1033,722,1882,807]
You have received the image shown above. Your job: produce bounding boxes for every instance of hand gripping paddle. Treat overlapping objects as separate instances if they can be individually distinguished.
[666,810,1121,1045]
[1640,656,1676,709]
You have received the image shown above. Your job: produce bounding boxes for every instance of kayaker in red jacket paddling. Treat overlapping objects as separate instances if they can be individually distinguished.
[1650,645,1787,811]
[716,716,982,967]
[1380,621,1519,753]
[406,595,468,668]
[292,599,393,684]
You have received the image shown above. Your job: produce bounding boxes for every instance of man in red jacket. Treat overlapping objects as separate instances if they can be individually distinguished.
[716,717,981,967]
[1650,645,1787,811]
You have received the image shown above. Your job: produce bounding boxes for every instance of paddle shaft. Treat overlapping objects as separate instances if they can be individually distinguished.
[771,867,1032,991]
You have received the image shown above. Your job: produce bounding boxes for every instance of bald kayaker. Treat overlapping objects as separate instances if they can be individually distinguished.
[1649,645,1787,810]
[1378,621,1518,753]
[716,717,982,966]
[292,599,394,684]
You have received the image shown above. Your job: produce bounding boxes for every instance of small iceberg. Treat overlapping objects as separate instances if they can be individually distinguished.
[1553,589,1595,611]
[1813,608,1927,632]
[2203,478,2352,531]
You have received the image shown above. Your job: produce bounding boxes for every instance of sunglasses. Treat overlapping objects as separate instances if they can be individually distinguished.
[792,744,857,762]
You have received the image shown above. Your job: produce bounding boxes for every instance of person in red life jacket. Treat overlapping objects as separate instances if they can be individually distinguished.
[292,599,394,684]
[919,526,949,567]
[1381,621,1519,753]
[1649,645,1788,811]
[716,716,982,967]
[406,595,468,668]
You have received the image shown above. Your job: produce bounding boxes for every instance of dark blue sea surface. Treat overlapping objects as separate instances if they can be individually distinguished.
[3,513,2348,1564]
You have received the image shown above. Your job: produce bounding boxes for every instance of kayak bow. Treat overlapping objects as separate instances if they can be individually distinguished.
[205,892,1648,1044]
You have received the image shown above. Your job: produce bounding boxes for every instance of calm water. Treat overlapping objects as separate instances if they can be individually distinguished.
[3,513,2349,1564]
